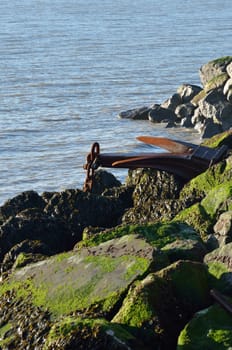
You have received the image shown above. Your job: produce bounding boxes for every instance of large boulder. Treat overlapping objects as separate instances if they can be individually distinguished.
[112,260,210,349]
[213,211,232,246]
[175,180,232,243]
[177,303,232,350]
[204,243,232,295]
[44,188,132,245]
[77,221,206,265]
[0,190,46,224]
[0,209,70,262]
[122,168,184,224]
[148,104,177,123]
[118,106,150,120]
[199,56,232,88]
[44,316,148,350]
[2,234,154,318]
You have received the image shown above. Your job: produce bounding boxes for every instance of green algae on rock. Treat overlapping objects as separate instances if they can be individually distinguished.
[201,181,232,219]
[113,260,210,349]
[173,203,213,241]
[0,234,154,318]
[175,181,232,242]
[179,157,232,206]
[44,316,144,350]
[177,303,232,350]
[204,242,232,295]
[79,221,202,250]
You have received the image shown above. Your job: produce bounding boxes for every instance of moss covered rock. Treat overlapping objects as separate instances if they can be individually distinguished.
[201,181,232,218]
[173,203,213,241]
[175,181,232,242]
[0,234,154,318]
[113,260,210,349]
[44,316,148,350]
[199,56,232,87]
[78,221,205,265]
[177,304,232,350]
[204,243,232,295]
[179,156,232,206]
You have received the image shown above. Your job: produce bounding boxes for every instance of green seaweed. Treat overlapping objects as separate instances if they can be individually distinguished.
[44,316,136,349]
[79,222,200,250]
[205,73,228,92]
[177,304,232,349]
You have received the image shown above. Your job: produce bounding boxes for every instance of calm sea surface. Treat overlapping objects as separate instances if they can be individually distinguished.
[0,0,232,205]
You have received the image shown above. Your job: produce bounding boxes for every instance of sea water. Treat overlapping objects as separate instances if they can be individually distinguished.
[0,0,232,205]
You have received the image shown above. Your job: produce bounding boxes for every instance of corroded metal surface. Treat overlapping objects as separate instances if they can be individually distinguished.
[83,136,228,191]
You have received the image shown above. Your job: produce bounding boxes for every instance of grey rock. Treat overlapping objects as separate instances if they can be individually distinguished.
[227,88,232,103]
[177,84,202,103]
[199,56,232,87]
[180,116,194,128]
[198,89,232,124]
[226,61,232,77]
[223,77,232,95]
[161,93,181,111]
[175,103,195,120]
[148,104,177,123]
[200,120,223,139]
[214,211,232,246]
[118,106,150,120]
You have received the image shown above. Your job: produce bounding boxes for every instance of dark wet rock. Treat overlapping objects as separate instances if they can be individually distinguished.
[91,169,122,195]
[177,303,232,350]
[200,119,223,139]
[0,191,45,224]
[0,290,51,350]
[122,199,183,224]
[175,103,195,121]
[45,316,150,350]
[118,106,150,120]
[1,239,52,275]
[0,209,70,262]
[112,260,211,350]
[148,104,177,123]
[126,168,183,200]
[122,168,184,224]
[161,93,181,111]
[44,189,132,246]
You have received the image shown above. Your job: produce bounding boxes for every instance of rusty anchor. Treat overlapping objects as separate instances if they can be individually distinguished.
[83,136,228,192]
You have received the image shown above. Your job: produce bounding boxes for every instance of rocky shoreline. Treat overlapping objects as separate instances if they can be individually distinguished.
[0,57,232,349]
[119,56,232,139]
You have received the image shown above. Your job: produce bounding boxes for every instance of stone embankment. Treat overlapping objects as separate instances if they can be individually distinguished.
[0,58,232,350]
[119,56,232,139]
